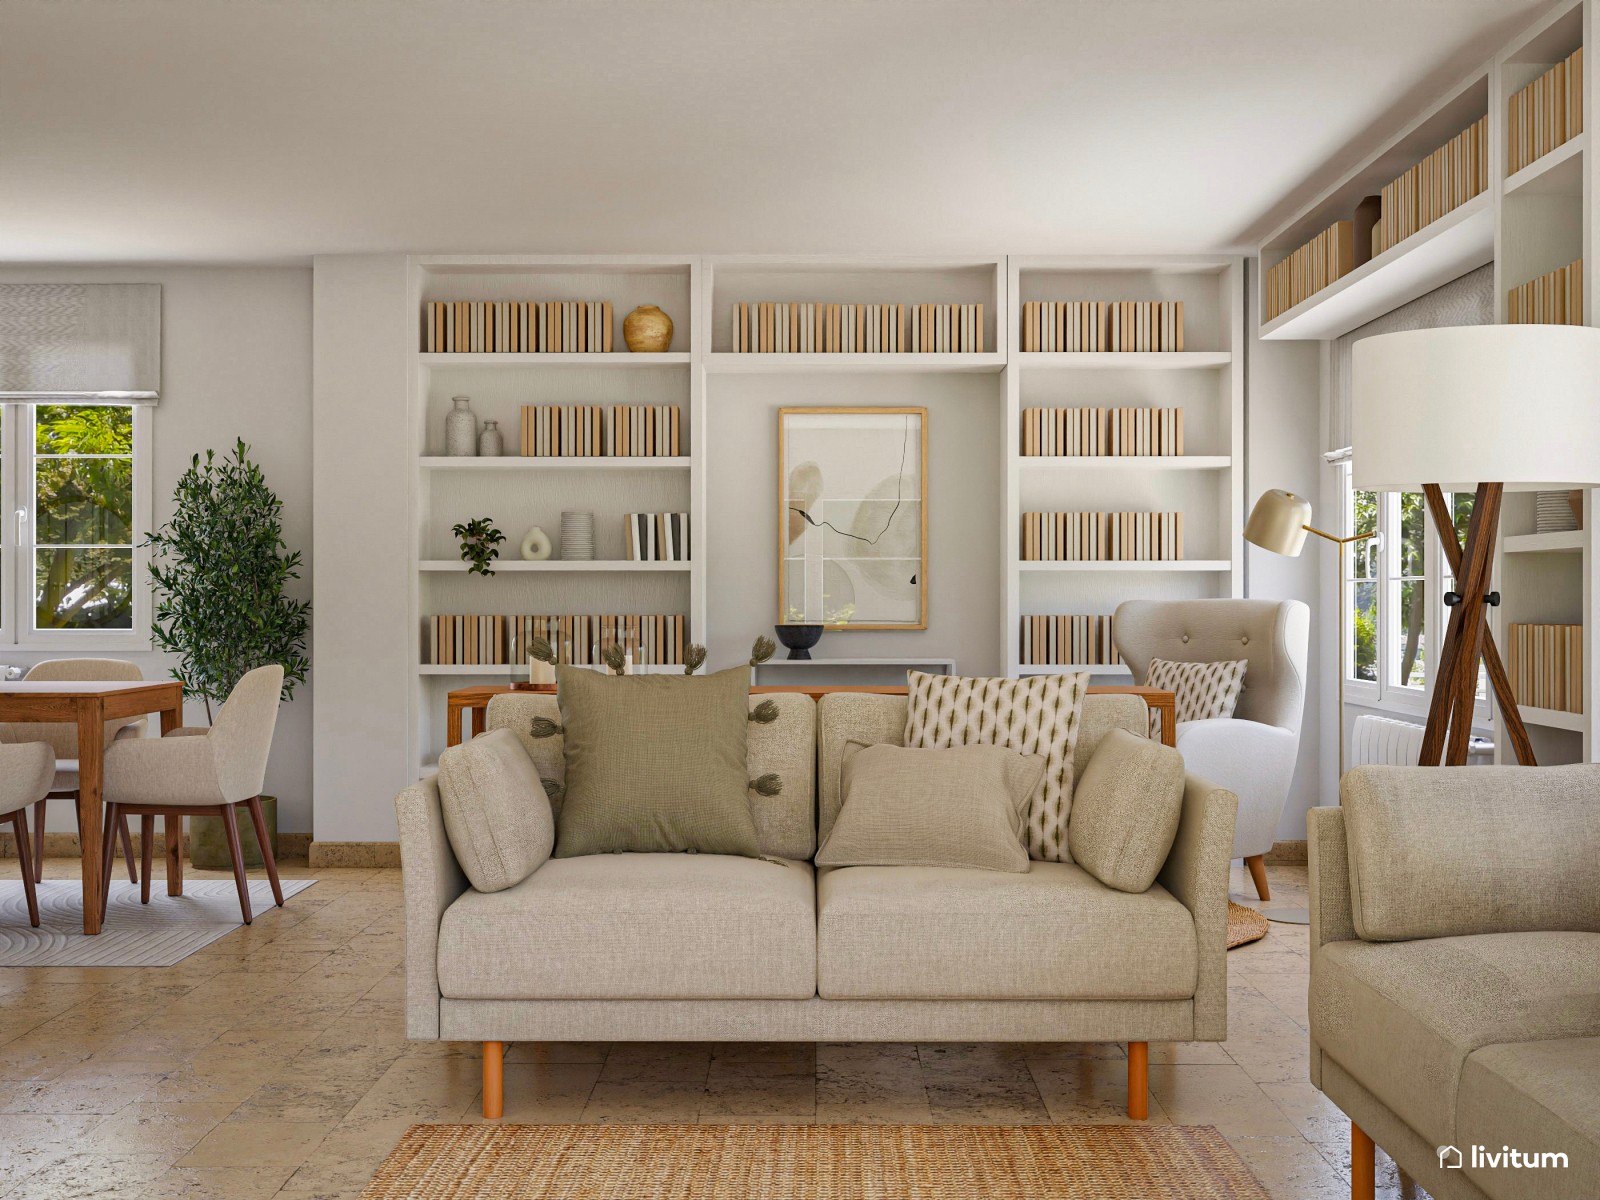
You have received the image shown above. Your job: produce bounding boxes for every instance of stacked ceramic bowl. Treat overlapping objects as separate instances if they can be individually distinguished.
[560,511,595,560]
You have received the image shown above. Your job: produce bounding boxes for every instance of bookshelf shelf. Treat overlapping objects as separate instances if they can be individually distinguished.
[417,560,691,573]
[418,456,690,471]
[1016,351,1231,371]
[1505,131,1587,197]
[704,351,1006,374]
[419,352,691,368]
[1017,560,1233,573]
[1503,529,1584,553]
[1261,193,1494,340]
[1518,704,1586,732]
[1015,455,1231,471]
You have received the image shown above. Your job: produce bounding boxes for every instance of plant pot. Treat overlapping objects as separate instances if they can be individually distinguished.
[189,796,277,870]
[774,624,823,660]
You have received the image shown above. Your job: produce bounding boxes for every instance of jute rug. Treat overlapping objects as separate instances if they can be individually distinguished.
[361,1123,1269,1199]
[1227,901,1269,949]
[0,878,315,967]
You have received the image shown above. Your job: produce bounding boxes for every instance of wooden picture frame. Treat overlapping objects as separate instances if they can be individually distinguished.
[777,406,928,631]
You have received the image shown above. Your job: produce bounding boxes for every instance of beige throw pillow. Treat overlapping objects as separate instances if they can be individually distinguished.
[1145,658,1248,723]
[905,670,1089,862]
[816,741,1043,872]
[1068,727,1186,893]
[436,729,555,893]
[552,665,761,858]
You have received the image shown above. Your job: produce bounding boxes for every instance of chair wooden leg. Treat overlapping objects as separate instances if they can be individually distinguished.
[165,816,184,897]
[140,816,154,904]
[1351,1121,1375,1200]
[11,812,39,928]
[1127,1041,1148,1120]
[31,799,46,883]
[483,1041,504,1119]
[1245,855,1270,901]
[219,805,252,924]
[119,814,138,884]
[99,802,119,923]
[244,796,284,907]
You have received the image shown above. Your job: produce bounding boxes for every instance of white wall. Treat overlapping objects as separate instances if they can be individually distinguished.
[0,265,314,832]
[1244,259,1326,842]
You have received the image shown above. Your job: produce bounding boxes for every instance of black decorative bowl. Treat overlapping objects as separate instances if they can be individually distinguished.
[774,624,823,660]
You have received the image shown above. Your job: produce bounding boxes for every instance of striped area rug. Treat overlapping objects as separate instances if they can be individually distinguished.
[0,878,315,967]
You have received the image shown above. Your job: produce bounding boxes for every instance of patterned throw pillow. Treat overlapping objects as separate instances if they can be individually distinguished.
[1146,658,1248,723]
[905,670,1089,862]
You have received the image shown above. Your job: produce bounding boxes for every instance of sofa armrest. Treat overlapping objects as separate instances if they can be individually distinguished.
[1156,772,1238,1041]
[396,776,469,1039]
[1306,805,1356,952]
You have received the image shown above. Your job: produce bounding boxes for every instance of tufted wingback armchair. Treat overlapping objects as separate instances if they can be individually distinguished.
[1114,598,1309,900]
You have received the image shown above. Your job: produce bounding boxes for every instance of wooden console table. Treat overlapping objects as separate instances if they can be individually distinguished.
[444,682,1176,750]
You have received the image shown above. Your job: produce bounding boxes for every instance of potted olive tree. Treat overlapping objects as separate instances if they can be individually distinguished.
[146,440,310,868]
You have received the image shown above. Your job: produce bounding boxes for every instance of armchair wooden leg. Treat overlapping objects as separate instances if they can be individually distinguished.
[1351,1121,1375,1200]
[99,802,119,923]
[139,816,154,904]
[483,1041,504,1119]
[165,816,184,897]
[10,812,39,927]
[1245,855,1270,901]
[31,799,46,883]
[219,805,253,925]
[244,796,284,907]
[1127,1042,1148,1120]
[119,815,138,884]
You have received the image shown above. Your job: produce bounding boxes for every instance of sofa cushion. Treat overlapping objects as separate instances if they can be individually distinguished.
[553,665,761,858]
[1457,1037,1600,1200]
[1310,932,1600,1151]
[815,741,1042,873]
[1342,764,1600,940]
[435,729,555,893]
[438,853,816,1000]
[1068,727,1186,893]
[905,670,1089,863]
[816,861,1197,1000]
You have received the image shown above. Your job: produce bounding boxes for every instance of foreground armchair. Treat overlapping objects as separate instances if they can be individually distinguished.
[1309,765,1600,1200]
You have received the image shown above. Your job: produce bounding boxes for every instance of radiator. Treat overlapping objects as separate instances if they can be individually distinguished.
[1350,714,1494,767]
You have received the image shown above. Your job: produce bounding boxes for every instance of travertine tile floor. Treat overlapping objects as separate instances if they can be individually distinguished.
[0,857,1428,1200]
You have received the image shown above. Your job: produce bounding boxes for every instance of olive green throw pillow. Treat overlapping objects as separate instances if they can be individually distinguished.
[551,665,762,858]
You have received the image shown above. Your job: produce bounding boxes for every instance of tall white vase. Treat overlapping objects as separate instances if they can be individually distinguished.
[445,396,477,456]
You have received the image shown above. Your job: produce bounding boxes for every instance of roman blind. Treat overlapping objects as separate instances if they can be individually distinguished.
[0,283,161,402]
[1328,263,1491,454]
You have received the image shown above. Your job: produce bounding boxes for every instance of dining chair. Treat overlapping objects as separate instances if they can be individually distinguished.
[103,664,285,923]
[0,659,146,885]
[0,743,54,927]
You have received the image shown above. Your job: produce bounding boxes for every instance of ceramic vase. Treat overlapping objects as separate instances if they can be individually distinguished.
[774,624,823,660]
[623,305,674,352]
[478,419,503,457]
[445,396,477,456]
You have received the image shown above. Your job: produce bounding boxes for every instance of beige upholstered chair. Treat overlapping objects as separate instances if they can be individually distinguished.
[0,743,54,927]
[0,658,146,884]
[1115,598,1309,901]
[103,664,285,923]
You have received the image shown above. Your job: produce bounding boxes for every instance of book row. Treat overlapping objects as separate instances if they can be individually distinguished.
[427,613,689,666]
[1019,301,1185,353]
[625,513,691,562]
[1021,407,1185,458]
[1371,116,1488,258]
[1507,258,1584,326]
[1507,47,1583,176]
[1019,614,1122,666]
[518,405,683,457]
[424,301,616,353]
[1021,511,1185,562]
[730,302,986,353]
[1265,220,1353,320]
[1507,622,1583,714]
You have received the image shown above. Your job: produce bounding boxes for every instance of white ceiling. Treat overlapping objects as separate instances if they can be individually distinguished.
[0,0,1548,263]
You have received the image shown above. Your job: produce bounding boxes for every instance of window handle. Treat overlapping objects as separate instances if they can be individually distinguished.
[14,507,25,537]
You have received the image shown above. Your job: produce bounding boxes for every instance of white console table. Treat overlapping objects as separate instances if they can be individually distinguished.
[752,657,956,687]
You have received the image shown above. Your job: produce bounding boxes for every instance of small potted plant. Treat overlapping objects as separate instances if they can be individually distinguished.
[452,517,505,576]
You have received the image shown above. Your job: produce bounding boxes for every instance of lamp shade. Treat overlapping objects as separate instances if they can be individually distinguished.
[1351,324,1600,491]
[1244,489,1312,556]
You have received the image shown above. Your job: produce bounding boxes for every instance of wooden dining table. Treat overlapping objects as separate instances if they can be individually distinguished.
[0,680,185,935]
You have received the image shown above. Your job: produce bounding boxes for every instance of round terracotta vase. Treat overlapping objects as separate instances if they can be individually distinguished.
[623,305,674,352]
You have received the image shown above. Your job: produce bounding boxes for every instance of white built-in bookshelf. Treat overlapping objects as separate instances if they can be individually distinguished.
[1257,0,1598,765]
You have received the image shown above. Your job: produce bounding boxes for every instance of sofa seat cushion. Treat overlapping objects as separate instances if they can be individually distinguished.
[1457,1037,1600,1200]
[816,861,1196,1000]
[438,853,815,1001]
[1310,932,1600,1151]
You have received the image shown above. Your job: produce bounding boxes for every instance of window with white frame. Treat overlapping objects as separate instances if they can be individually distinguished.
[0,403,152,649]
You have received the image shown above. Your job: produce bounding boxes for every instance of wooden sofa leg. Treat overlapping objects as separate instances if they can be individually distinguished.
[1127,1042,1148,1120]
[1351,1121,1375,1200]
[1245,854,1270,901]
[483,1041,504,1119]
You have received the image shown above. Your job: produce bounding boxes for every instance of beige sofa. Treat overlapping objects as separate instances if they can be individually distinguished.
[1308,765,1600,1200]
[398,689,1239,1119]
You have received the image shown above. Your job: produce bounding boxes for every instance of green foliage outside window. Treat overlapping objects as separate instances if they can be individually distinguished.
[34,405,135,630]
